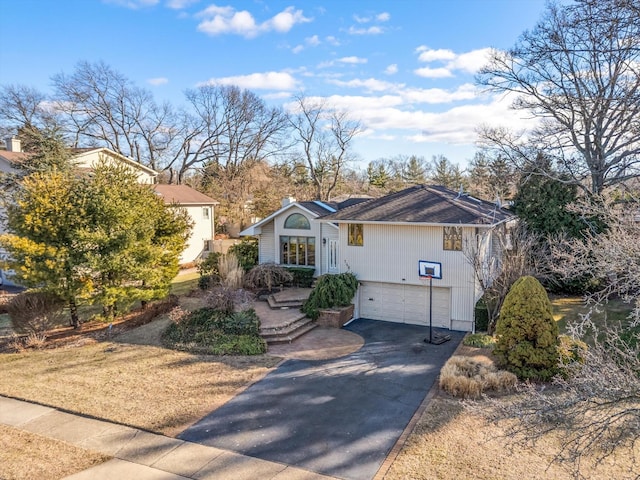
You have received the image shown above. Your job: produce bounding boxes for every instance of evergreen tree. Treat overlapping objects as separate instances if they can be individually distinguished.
[0,161,192,325]
[402,155,427,185]
[494,275,559,381]
[513,157,585,238]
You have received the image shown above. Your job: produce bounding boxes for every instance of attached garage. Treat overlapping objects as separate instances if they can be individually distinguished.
[359,282,451,328]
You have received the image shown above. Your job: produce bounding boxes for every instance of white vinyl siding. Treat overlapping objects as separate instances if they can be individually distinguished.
[259,221,276,264]
[341,223,482,331]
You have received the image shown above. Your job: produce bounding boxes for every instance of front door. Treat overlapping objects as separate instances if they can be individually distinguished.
[328,239,339,273]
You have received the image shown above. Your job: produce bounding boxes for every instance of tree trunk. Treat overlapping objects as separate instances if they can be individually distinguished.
[69,298,80,329]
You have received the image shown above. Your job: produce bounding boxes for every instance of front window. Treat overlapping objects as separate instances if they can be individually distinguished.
[280,236,315,266]
[348,223,363,246]
[284,213,310,229]
[202,207,210,219]
[443,226,462,251]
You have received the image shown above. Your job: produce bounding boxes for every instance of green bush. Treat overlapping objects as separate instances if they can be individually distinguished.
[227,238,259,271]
[494,276,560,381]
[463,333,496,349]
[474,299,490,332]
[162,307,266,355]
[197,252,221,290]
[302,272,358,320]
[285,267,315,288]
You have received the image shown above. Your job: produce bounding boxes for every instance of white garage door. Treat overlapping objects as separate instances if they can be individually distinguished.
[360,282,451,328]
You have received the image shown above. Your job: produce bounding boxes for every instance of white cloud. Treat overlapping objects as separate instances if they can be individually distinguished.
[338,56,368,64]
[445,48,492,73]
[103,0,158,8]
[263,91,293,100]
[166,0,198,9]
[384,64,398,75]
[198,71,298,90]
[376,12,390,22]
[282,90,532,147]
[197,5,311,38]
[325,35,340,46]
[416,47,456,62]
[400,84,478,104]
[353,11,390,23]
[415,47,493,76]
[414,67,453,78]
[147,77,169,86]
[292,44,304,54]
[348,25,383,35]
[328,77,401,92]
[306,35,321,46]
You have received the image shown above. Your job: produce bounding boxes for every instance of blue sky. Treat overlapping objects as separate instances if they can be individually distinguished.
[0,0,549,169]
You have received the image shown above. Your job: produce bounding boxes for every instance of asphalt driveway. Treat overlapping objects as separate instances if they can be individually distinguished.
[179,319,464,480]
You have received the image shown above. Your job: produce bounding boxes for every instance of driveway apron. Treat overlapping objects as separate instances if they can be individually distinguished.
[179,319,464,480]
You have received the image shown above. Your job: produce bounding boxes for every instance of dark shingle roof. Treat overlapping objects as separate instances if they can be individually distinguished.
[320,185,513,226]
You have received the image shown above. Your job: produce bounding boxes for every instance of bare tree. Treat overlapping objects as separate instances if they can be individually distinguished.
[52,61,177,170]
[464,222,544,334]
[476,192,640,478]
[0,84,62,139]
[168,85,290,185]
[478,0,640,196]
[288,95,362,201]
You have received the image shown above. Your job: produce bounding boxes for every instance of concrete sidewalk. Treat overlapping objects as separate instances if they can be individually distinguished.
[0,396,338,480]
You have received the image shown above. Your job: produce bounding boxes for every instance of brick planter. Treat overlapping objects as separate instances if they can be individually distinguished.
[317,304,355,328]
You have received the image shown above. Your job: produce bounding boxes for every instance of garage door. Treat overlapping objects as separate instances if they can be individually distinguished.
[359,282,450,328]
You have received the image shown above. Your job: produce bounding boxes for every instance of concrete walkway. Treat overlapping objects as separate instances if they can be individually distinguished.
[0,396,338,480]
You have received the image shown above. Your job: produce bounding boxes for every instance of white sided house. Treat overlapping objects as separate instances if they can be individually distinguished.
[152,184,218,264]
[240,196,371,277]
[319,185,515,332]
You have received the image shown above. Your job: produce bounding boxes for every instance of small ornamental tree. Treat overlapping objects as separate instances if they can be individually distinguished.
[494,275,559,380]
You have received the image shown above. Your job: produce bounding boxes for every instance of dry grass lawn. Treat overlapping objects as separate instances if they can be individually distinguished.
[0,339,279,436]
[386,346,638,480]
[0,424,110,480]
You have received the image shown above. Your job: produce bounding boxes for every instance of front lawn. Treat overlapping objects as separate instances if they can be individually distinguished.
[551,295,633,333]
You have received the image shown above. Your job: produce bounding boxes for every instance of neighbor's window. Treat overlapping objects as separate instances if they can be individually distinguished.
[203,239,212,252]
[202,207,210,219]
[443,226,462,251]
[348,223,364,246]
[284,213,311,229]
[280,236,315,266]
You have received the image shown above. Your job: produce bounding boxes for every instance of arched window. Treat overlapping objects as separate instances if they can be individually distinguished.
[284,213,310,229]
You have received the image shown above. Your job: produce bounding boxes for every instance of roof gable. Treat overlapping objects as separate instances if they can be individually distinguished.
[320,184,513,226]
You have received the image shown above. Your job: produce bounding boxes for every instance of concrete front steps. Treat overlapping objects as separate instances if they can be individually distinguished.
[256,287,316,344]
[260,314,317,345]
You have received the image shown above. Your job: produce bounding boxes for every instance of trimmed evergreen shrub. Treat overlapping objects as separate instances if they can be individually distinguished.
[494,275,559,381]
[302,272,358,320]
[474,298,490,332]
[285,267,315,288]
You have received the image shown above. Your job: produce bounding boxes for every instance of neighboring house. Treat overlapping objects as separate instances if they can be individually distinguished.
[152,184,218,264]
[0,137,218,284]
[71,147,158,184]
[242,184,514,332]
[239,196,371,277]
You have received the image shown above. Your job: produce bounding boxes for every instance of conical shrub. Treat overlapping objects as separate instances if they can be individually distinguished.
[494,275,559,380]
